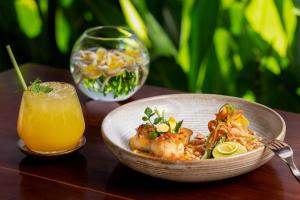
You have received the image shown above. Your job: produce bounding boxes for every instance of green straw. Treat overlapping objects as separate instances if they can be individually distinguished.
[6,45,27,91]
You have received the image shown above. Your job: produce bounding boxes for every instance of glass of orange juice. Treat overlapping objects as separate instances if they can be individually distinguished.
[17,81,85,153]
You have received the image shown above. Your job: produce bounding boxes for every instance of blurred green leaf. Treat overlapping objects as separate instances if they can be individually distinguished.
[221,0,235,9]
[242,90,256,102]
[131,0,177,57]
[200,48,224,93]
[161,2,181,45]
[145,13,177,56]
[295,8,300,16]
[282,0,296,45]
[261,56,281,75]
[233,53,243,71]
[214,28,231,79]
[229,2,244,35]
[296,87,300,96]
[147,56,187,91]
[244,28,268,55]
[245,0,287,57]
[55,8,70,53]
[293,21,300,75]
[213,28,236,94]
[196,53,208,92]
[189,0,219,91]
[38,0,48,15]
[15,0,42,38]
[84,0,125,25]
[84,11,93,22]
[274,0,297,46]
[60,0,73,8]
[119,0,150,46]
[178,0,195,73]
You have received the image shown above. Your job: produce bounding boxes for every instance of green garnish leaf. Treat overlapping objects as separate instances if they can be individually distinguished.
[201,149,212,159]
[149,131,158,139]
[174,120,183,133]
[153,117,163,125]
[154,108,161,117]
[144,107,153,117]
[30,83,40,93]
[141,107,182,137]
[41,86,53,93]
[29,79,53,94]
[149,113,155,118]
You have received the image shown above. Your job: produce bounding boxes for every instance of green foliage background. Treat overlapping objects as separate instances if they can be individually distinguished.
[1,0,300,112]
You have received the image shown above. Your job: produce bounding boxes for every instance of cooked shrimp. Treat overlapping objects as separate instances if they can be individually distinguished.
[150,128,192,159]
[129,124,155,151]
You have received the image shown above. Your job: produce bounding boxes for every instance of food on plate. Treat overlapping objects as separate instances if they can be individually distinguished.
[202,104,262,159]
[129,104,262,160]
[212,142,247,158]
[129,107,196,159]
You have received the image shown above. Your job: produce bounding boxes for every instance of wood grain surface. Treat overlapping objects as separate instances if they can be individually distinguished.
[0,64,299,199]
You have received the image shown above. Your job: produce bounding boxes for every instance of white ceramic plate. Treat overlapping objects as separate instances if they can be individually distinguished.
[101,94,286,182]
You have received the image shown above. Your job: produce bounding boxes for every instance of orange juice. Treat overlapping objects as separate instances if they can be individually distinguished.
[17,82,85,153]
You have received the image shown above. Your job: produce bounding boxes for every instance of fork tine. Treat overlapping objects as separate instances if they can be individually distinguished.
[273,140,285,148]
[278,140,289,147]
[268,145,277,151]
[268,143,279,151]
[269,141,281,150]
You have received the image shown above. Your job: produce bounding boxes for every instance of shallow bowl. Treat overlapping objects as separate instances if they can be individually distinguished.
[101,94,286,182]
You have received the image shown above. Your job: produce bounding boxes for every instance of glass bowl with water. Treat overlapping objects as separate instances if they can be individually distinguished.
[70,26,149,101]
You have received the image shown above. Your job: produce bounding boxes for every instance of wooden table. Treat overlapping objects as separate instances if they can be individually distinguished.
[0,64,299,200]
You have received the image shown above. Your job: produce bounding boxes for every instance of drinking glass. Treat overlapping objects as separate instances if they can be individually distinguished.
[17,82,85,153]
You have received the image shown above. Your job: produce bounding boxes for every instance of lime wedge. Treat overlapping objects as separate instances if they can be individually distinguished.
[212,142,247,158]
[217,142,239,154]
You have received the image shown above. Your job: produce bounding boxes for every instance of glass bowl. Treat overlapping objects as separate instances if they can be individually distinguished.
[70,26,149,101]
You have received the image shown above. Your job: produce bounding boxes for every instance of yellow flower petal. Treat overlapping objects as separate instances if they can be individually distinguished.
[107,52,125,71]
[168,116,176,130]
[81,64,102,79]
[96,48,107,65]
[125,48,141,57]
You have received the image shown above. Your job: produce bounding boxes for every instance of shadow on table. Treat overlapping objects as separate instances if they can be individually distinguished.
[18,153,89,200]
[105,163,284,200]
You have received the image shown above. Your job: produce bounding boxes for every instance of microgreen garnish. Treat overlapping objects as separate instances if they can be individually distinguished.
[142,107,165,125]
[153,117,163,125]
[144,107,154,118]
[29,79,53,94]
[174,120,183,133]
[141,107,183,139]
[149,131,158,139]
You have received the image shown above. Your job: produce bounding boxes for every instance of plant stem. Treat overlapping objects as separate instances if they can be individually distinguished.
[6,45,28,90]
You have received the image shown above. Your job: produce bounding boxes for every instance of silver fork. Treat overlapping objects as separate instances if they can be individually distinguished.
[268,139,300,183]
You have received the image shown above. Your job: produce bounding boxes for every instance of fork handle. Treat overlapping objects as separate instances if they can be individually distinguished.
[285,157,300,183]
